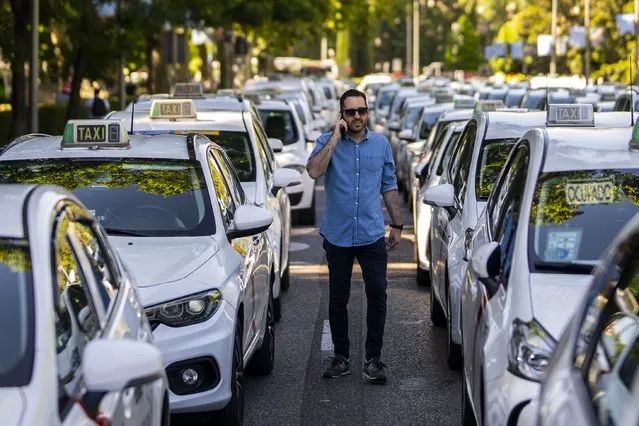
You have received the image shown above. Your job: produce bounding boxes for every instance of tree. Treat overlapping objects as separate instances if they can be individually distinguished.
[444,15,482,71]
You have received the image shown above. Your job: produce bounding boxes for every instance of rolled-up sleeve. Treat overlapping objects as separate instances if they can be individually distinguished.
[381,141,398,193]
[307,133,330,167]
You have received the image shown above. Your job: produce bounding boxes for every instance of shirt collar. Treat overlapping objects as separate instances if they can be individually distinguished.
[345,127,369,144]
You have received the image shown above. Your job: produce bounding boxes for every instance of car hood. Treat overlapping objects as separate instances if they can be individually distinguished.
[529,273,592,339]
[110,236,220,288]
[0,389,24,425]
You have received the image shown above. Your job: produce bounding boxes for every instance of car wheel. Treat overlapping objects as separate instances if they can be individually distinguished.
[297,194,316,226]
[461,366,477,426]
[246,290,275,376]
[280,261,290,292]
[417,266,431,287]
[217,322,244,425]
[273,295,282,322]
[430,286,446,327]
[446,285,462,370]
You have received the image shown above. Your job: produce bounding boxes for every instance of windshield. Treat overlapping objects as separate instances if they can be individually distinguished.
[505,92,524,107]
[521,93,545,110]
[402,106,423,130]
[0,159,216,237]
[419,111,445,141]
[529,169,639,273]
[476,138,519,200]
[0,240,34,387]
[376,89,397,110]
[258,109,299,145]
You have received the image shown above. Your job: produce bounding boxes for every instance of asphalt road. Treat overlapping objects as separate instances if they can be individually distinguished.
[243,181,462,426]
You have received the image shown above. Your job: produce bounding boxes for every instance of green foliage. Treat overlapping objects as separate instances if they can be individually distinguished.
[445,15,482,71]
[0,244,31,273]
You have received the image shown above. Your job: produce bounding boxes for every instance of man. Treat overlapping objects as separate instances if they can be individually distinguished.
[307,89,402,385]
[87,88,110,118]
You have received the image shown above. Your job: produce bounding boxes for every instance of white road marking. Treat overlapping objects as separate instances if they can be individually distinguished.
[321,320,334,352]
[289,242,310,252]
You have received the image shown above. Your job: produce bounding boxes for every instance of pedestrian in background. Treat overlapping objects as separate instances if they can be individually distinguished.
[87,88,110,118]
[306,89,403,385]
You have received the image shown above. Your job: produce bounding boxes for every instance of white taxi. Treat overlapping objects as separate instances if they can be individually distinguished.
[109,98,300,306]
[0,120,288,424]
[461,109,639,426]
[256,98,318,225]
[0,182,168,426]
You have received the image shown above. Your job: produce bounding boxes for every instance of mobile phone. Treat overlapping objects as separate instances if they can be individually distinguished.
[339,114,346,137]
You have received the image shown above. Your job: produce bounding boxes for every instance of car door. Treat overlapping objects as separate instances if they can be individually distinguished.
[211,147,270,332]
[67,206,161,426]
[431,123,476,305]
[471,144,529,409]
[207,149,259,351]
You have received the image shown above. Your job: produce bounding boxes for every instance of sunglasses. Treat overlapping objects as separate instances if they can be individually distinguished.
[342,107,369,117]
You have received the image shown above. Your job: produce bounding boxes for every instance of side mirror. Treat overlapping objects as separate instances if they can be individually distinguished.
[272,167,302,195]
[268,137,283,153]
[312,105,323,114]
[471,241,501,298]
[227,204,274,239]
[398,129,414,141]
[306,130,322,143]
[423,184,456,217]
[82,339,164,416]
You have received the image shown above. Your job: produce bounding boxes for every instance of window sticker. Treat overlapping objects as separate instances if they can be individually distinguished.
[544,229,582,262]
[565,179,615,205]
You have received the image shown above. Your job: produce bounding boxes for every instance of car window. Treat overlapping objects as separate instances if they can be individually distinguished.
[253,121,274,179]
[585,253,639,424]
[437,131,463,176]
[71,220,118,314]
[489,145,528,236]
[258,109,299,145]
[54,213,100,411]
[207,131,257,182]
[207,154,237,228]
[211,148,246,207]
[529,168,639,273]
[475,139,519,200]
[451,122,477,206]
[419,111,443,141]
[490,145,529,284]
[0,239,34,387]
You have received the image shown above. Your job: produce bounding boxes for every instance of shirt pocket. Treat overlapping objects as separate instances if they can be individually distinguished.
[362,155,385,174]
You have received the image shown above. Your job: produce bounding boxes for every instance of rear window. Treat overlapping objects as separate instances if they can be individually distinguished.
[258,109,299,145]
[475,138,519,200]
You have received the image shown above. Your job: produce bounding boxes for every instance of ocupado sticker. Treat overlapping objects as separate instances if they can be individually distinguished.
[565,180,615,205]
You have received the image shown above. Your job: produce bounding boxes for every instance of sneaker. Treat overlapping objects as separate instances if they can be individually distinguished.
[363,358,387,384]
[322,355,350,378]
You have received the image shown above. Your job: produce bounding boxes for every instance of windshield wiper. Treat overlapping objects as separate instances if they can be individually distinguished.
[533,261,595,274]
[103,228,147,237]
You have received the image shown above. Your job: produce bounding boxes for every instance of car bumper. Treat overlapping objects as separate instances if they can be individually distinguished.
[153,299,236,413]
[485,371,540,426]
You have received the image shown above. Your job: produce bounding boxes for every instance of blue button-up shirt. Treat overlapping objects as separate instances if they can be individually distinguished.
[308,128,398,247]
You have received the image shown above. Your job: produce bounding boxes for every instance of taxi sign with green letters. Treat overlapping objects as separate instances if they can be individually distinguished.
[150,99,197,119]
[475,100,505,112]
[173,82,204,98]
[546,104,594,127]
[454,97,476,109]
[62,119,129,148]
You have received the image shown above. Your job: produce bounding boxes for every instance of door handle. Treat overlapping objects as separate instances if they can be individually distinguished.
[252,236,261,246]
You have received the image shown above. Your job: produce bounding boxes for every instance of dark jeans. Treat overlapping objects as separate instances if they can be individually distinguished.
[323,237,388,361]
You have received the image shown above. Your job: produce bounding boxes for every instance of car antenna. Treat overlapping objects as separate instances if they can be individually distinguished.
[130,96,136,134]
[630,56,635,126]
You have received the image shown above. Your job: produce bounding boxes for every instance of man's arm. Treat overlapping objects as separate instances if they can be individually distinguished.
[382,190,402,225]
[306,132,340,179]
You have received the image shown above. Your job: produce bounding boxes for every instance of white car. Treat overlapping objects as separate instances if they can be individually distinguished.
[534,210,639,426]
[461,115,639,426]
[0,183,168,426]
[110,98,299,307]
[0,120,299,424]
[424,108,639,371]
[413,121,467,286]
[256,99,319,225]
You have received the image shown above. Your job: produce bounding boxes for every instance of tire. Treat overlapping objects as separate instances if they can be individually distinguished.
[246,291,275,376]
[446,285,462,370]
[430,287,446,327]
[273,296,282,322]
[417,266,431,287]
[461,367,477,426]
[280,262,290,292]
[297,194,316,226]
[217,322,244,425]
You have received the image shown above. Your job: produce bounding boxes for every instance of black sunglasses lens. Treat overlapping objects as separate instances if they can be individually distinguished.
[344,108,368,117]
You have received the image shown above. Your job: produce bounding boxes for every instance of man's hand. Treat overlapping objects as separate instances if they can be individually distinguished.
[334,118,348,138]
[386,228,401,251]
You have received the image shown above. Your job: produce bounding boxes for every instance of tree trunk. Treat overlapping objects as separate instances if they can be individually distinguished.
[9,0,30,138]
[66,46,88,121]
[199,43,209,88]
[145,34,156,94]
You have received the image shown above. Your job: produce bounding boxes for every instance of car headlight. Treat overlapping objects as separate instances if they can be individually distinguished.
[146,290,222,327]
[283,164,306,175]
[508,318,556,382]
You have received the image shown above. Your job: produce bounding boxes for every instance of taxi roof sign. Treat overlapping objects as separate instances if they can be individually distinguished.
[546,104,594,127]
[454,97,476,109]
[173,82,204,98]
[150,99,197,119]
[62,120,129,148]
[475,100,505,112]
